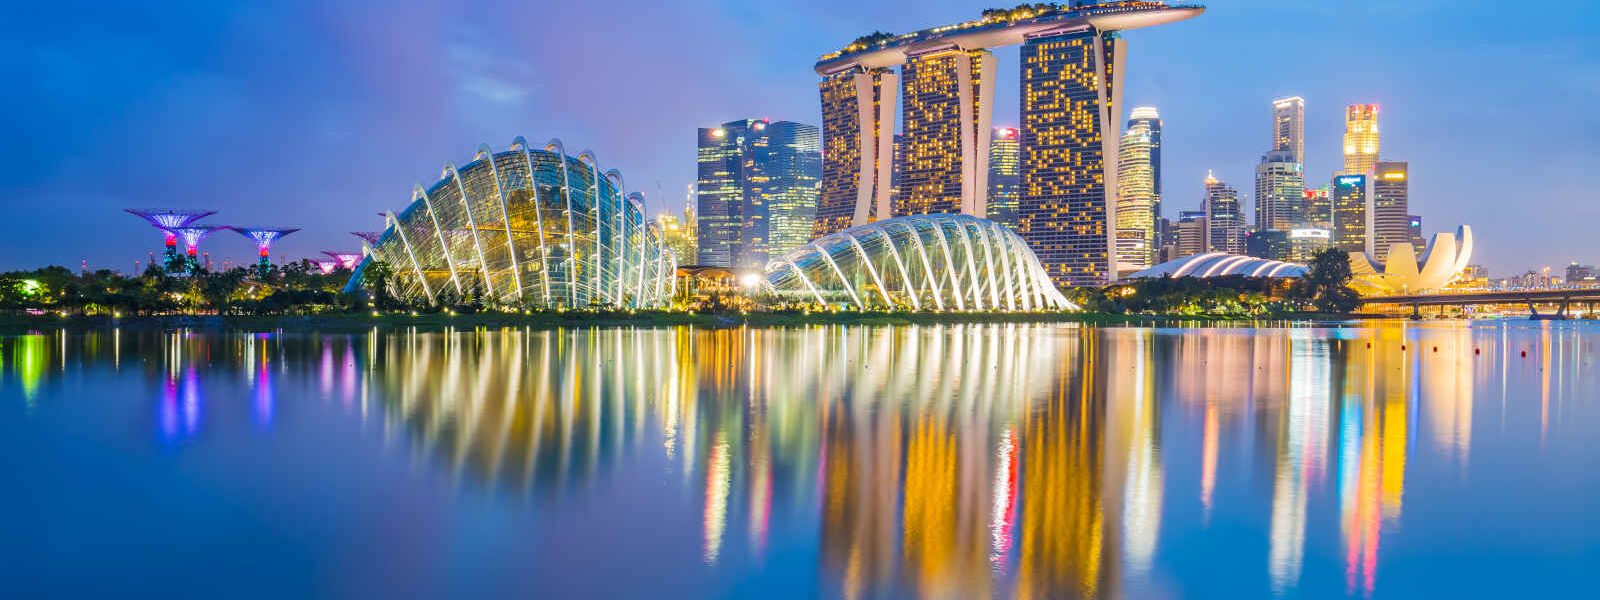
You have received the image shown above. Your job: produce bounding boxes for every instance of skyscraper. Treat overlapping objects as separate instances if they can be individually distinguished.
[815,67,897,237]
[1370,161,1410,262]
[1255,150,1304,231]
[987,127,1021,229]
[1272,97,1305,164]
[899,49,995,217]
[1331,173,1372,254]
[1175,210,1209,258]
[1408,214,1425,249]
[1343,104,1380,174]
[1203,172,1245,254]
[697,119,820,270]
[1302,185,1332,229]
[1117,117,1159,272]
[1020,28,1123,287]
[765,122,823,258]
[1128,106,1163,200]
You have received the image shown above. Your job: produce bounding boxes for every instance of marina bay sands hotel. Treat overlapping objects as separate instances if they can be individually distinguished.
[812,1,1203,286]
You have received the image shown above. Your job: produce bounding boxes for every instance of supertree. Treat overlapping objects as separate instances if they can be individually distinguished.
[125,209,216,262]
[230,227,301,277]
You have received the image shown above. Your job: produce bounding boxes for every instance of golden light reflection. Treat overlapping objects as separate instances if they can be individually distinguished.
[7,320,1567,598]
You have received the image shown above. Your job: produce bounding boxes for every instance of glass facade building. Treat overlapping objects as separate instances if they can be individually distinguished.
[1117,116,1159,272]
[697,119,821,269]
[764,214,1072,311]
[1272,97,1305,164]
[986,127,1021,229]
[1204,173,1245,255]
[1332,173,1372,254]
[1255,150,1304,231]
[349,139,678,309]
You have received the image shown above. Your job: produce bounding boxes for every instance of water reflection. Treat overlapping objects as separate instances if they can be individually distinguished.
[2,322,1596,598]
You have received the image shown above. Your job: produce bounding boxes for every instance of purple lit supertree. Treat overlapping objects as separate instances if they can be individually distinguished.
[352,231,383,246]
[168,225,226,273]
[231,227,301,275]
[125,209,216,262]
[322,251,362,271]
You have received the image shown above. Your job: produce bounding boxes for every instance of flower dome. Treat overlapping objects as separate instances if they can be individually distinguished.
[348,138,678,308]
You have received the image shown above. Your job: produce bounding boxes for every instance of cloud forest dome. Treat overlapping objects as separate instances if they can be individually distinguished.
[764,214,1075,311]
[348,138,678,308]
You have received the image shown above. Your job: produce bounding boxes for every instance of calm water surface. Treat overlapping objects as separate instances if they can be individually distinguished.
[1,322,1595,598]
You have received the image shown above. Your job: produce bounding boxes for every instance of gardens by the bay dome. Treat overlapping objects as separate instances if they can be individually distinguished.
[347,138,678,308]
[762,214,1074,311]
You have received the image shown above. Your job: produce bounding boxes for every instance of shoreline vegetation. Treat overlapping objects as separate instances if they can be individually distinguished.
[0,309,1371,334]
[1,249,1376,333]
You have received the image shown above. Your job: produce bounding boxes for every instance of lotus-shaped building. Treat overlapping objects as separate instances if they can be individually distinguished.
[1349,225,1473,296]
[762,214,1074,311]
[347,138,678,308]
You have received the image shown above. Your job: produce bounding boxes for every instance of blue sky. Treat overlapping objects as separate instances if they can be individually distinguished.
[2,0,1596,275]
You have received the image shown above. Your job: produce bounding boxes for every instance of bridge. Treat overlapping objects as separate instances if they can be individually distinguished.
[1361,288,1600,320]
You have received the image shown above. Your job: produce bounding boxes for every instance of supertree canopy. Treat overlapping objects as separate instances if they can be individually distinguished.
[126,209,216,253]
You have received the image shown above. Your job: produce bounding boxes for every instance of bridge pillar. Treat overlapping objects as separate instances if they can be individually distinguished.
[1410,303,1422,320]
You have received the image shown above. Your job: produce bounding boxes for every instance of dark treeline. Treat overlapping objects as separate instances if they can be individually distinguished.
[0,260,364,316]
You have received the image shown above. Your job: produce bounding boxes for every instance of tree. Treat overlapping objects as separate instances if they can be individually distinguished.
[363,260,396,308]
[1294,248,1362,313]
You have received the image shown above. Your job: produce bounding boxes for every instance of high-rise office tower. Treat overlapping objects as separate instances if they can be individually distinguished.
[1128,106,1163,200]
[1370,161,1410,262]
[764,122,823,258]
[1203,172,1245,254]
[899,49,995,217]
[815,67,897,237]
[1255,150,1305,231]
[1331,173,1372,254]
[888,134,905,209]
[1302,185,1332,229]
[1019,28,1124,287]
[1408,214,1424,248]
[987,127,1021,229]
[1343,104,1380,174]
[1117,117,1159,272]
[1272,97,1305,164]
[697,118,819,270]
[1175,210,1209,258]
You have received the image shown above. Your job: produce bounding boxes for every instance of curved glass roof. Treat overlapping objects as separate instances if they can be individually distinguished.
[348,138,678,308]
[1129,252,1307,280]
[763,214,1074,311]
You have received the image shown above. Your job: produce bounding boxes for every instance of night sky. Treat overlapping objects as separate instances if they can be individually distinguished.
[3,0,1596,276]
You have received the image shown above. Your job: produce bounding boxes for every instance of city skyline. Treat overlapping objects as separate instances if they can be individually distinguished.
[2,1,1596,276]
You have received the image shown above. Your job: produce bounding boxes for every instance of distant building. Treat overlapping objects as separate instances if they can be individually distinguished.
[1408,214,1425,249]
[987,127,1021,229]
[1204,172,1245,254]
[1567,263,1598,286]
[1128,106,1164,202]
[1343,104,1380,174]
[1117,116,1160,273]
[697,119,820,270]
[1371,161,1411,262]
[1175,210,1209,259]
[764,122,823,259]
[1246,229,1290,262]
[1301,185,1332,229]
[1255,150,1304,231]
[657,187,698,264]
[1288,228,1332,263]
[1271,96,1305,164]
[1331,173,1372,254]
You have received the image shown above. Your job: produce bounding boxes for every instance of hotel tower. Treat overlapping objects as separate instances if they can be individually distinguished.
[813,2,1203,287]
